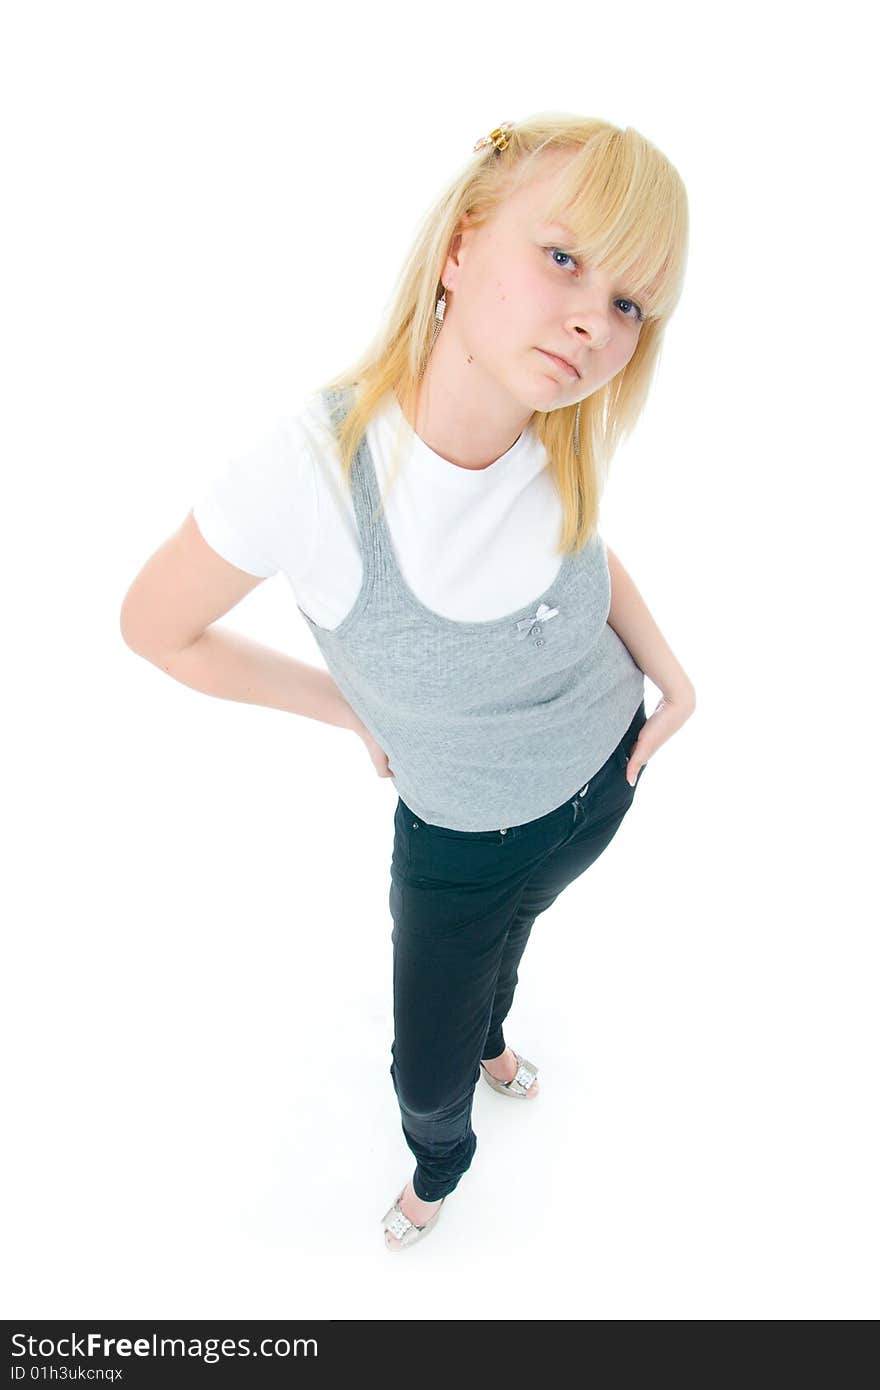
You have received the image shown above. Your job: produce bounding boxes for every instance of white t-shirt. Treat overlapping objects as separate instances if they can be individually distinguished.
[192,389,579,630]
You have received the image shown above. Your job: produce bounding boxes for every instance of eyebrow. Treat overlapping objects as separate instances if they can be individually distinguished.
[543,221,578,242]
[541,223,644,304]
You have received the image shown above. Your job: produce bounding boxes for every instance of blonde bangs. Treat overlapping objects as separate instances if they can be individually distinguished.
[526,128,688,322]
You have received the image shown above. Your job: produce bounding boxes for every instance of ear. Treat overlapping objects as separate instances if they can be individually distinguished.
[441,212,477,293]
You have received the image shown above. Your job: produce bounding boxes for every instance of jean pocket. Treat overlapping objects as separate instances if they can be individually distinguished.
[614,708,647,787]
[393,798,416,877]
[402,818,513,893]
[612,739,635,782]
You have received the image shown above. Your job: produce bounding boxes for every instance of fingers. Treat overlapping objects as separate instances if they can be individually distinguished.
[627,743,646,786]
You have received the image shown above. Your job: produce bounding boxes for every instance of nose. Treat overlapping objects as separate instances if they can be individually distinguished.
[569,315,611,351]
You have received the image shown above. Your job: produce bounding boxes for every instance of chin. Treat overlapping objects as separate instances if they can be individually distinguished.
[527,380,580,412]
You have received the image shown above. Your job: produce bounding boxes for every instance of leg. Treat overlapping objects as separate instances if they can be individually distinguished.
[387,805,536,1202]
[483,701,648,1062]
[388,876,521,1201]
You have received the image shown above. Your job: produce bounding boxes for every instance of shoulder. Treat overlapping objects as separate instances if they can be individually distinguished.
[288,388,339,465]
[191,396,329,582]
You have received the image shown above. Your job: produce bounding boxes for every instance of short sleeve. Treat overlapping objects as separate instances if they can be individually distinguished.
[192,416,320,583]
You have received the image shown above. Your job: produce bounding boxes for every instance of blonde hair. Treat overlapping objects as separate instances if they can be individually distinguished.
[319,110,689,553]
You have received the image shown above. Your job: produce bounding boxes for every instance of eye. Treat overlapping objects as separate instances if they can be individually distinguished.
[546,247,645,323]
[616,297,645,323]
[548,246,578,272]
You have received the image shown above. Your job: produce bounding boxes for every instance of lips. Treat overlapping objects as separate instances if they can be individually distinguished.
[538,348,580,378]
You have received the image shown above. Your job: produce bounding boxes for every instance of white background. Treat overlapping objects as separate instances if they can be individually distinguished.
[2,0,877,1320]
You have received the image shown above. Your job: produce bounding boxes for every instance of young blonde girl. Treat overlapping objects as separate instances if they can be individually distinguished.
[121,111,694,1252]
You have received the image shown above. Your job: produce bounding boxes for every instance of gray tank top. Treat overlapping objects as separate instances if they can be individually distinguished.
[297,386,645,831]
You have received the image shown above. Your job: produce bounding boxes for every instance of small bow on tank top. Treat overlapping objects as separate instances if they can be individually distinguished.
[515,603,560,640]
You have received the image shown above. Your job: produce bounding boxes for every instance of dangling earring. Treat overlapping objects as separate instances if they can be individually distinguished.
[431,286,447,346]
[573,401,581,457]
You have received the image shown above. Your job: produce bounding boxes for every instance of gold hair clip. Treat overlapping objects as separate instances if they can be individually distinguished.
[473,122,514,154]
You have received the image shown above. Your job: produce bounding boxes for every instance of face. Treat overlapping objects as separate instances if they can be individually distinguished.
[440,151,645,413]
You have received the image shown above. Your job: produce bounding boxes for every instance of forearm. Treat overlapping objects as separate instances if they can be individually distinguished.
[132,625,362,732]
[606,546,695,705]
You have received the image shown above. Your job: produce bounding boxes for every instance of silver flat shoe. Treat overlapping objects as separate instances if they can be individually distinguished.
[480,1048,539,1098]
[381,1186,446,1252]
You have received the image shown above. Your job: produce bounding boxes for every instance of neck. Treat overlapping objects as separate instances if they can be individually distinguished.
[398,330,532,470]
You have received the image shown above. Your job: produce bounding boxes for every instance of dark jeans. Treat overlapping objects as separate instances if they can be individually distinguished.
[387,698,649,1201]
